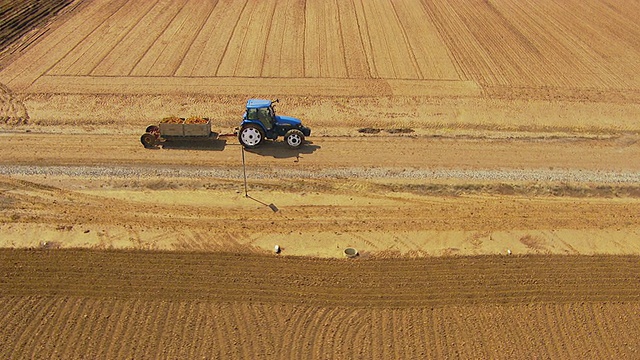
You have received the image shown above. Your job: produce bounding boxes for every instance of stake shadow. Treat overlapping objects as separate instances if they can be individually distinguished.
[245,194,279,212]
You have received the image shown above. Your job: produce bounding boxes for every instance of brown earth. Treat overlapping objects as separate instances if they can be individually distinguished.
[1,0,640,359]
[1,250,639,359]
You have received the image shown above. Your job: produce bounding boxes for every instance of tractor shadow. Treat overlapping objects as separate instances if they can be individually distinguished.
[160,138,227,151]
[245,141,320,159]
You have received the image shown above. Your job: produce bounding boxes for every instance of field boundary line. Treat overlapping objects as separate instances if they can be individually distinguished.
[26,75,480,96]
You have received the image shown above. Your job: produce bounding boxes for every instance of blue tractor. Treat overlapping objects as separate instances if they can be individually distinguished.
[238,99,311,149]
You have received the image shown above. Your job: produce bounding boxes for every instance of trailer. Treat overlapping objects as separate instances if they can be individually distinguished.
[140,117,218,148]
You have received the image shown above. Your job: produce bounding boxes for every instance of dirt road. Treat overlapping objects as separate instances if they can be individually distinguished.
[1,131,639,171]
[1,131,639,257]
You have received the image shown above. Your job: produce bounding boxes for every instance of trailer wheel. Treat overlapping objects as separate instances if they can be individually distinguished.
[239,124,264,148]
[284,129,305,149]
[140,133,157,148]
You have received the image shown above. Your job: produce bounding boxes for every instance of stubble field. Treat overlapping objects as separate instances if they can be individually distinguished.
[0,0,639,358]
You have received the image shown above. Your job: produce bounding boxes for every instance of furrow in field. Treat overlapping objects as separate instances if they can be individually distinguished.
[454,1,543,86]
[490,0,610,88]
[91,298,122,359]
[261,0,305,77]
[339,308,373,358]
[2,297,638,359]
[107,299,142,359]
[2,250,639,310]
[583,303,615,358]
[301,307,334,359]
[435,0,511,86]
[72,299,109,359]
[228,303,255,358]
[541,0,640,88]
[372,309,400,360]
[8,297,59,357]
[35,296,78,356]
[216,0,275,77]
[90,0,187,76]
[303,0,347,78]
[161,302,189,359]
[335,0,370,78]
[352,0,378,78]
[421,0,498,85]
[175,0,244,77]
[215,303,241,358]
[425,308,447,358]
[560,303,595,357]
[312,307,339,358]
[357,0,420,79]
[495,0,590,87]
[391,1,459,80]
[184,302,211,358]
[0,0,127,88]
[301,0,321,78]
[38,298,86,358]
[48,0,157,76]
[130,0,215,76]
[250,304,282,357]
[0,0,73,50]
[0,297,32,350]
[284,306,319,359]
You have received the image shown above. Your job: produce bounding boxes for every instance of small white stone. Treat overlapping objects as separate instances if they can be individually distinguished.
[274,245,281,254]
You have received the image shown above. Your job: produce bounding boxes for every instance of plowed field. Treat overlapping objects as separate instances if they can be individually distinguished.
[1,0,640,359]
[1,250,639,359]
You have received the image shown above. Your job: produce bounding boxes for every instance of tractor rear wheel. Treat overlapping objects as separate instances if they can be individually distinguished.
[239,124,264,148]
[140,133,157,148]
[284,129,305,149]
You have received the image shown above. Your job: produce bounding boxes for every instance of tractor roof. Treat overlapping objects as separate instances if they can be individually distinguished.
[246,99,271,109]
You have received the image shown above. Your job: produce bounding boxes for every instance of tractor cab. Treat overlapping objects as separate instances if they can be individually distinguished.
[245,99,275,130]
[239,98,311,149]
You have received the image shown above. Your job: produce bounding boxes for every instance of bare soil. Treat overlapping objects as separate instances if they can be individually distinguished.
[1,250,639,359]
[1,0,639,358]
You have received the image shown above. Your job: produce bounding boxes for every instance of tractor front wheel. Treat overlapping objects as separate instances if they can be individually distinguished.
[284,129,305,149]
[239,124,264,148]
